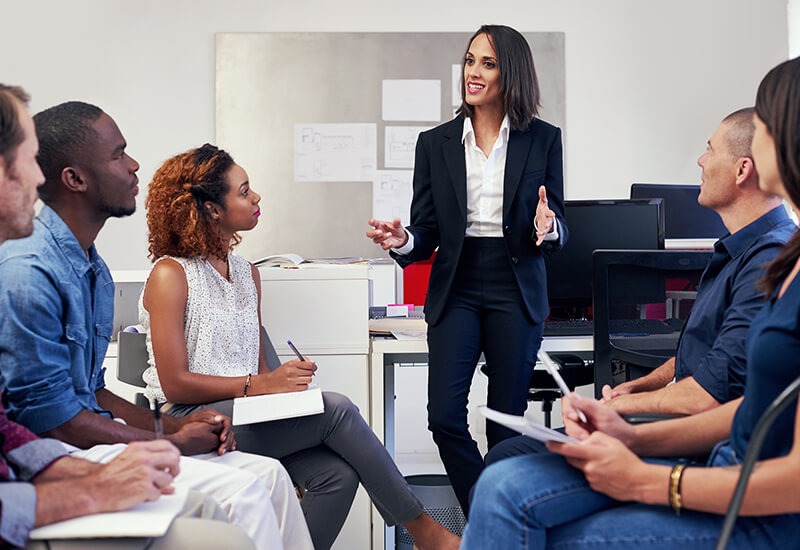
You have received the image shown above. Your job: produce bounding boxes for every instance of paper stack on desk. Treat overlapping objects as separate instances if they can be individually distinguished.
[233,383,325,425]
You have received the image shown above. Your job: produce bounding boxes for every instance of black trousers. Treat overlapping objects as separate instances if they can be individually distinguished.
[426,237,544,515]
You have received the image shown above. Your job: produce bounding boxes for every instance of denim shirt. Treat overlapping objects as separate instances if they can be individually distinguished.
[674,205,796,402]
[0,205,115,434]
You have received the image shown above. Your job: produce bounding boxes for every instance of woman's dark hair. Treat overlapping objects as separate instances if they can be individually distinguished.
[146,143,238,261]
[456,25,540,130]
[756,57,800,296]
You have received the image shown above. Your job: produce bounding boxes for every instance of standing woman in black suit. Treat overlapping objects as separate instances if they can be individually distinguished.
[366,24,567,514]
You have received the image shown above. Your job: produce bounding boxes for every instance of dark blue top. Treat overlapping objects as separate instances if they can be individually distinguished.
[674,206,796,402]
[731,271,800,460]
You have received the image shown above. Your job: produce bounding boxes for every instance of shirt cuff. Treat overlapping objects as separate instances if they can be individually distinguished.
[534,218,560,242]
[8,439,69,481]
[0,482,37,548]
[392,230,415,255]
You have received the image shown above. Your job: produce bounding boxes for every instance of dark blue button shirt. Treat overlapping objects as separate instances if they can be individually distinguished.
[674,206,796,402]
[0,205,115,434]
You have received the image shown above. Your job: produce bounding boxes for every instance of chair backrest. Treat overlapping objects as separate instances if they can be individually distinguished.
[117,331,149,388]
[716,374,800,549]
[261,326,282,371]
[591,249,712,397]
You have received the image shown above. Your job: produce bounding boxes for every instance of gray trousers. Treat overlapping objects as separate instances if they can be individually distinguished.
[168,391,423,550]
[26,491,255,550]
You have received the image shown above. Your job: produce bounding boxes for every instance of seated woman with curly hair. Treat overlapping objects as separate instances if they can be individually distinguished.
[139,143,460,550]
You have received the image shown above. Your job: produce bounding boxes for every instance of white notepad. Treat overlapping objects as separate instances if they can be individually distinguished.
[479,406,579,445]
[30,488,187,540]
[233,383,325,425]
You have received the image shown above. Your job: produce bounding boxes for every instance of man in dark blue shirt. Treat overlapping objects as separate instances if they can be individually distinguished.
[602,108,796,416]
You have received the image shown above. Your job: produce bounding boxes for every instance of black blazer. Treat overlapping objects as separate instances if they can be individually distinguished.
[392,115,567,327]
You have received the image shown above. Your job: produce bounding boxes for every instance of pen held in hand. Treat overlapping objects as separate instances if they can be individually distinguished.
[287,340,304,361]
[152,400,164,440]
[287,340,315,376]
[537,350,588,424]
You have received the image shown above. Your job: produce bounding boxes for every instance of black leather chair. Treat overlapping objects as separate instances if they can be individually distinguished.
[528,353,593,427]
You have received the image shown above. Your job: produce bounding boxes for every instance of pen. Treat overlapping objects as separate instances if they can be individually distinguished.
[287,340,305,361]
[537,350,588,424]
[152,399,164,440]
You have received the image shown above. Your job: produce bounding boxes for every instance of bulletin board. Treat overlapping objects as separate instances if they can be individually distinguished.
[215,32,565,261]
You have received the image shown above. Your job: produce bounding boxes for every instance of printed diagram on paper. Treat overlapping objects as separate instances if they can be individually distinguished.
[294,123,377,182]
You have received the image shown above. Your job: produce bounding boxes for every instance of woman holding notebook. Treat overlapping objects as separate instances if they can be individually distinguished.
[139,144,460,550]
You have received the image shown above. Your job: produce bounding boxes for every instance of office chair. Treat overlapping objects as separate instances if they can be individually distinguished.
[116,330,150,408]
[715,374,800,549]
[528,354,593,428]
[591,249,711,398]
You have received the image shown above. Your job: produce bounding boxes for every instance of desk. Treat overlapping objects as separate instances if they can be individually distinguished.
[368,335,592,550]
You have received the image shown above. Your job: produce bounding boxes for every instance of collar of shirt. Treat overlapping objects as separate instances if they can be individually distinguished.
[462,115,510,237]
[714,205,792,259]
[38,204,102,279]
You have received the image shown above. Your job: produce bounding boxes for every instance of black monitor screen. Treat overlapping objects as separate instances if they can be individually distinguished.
[544,199,665,315]
[630,183,726,240]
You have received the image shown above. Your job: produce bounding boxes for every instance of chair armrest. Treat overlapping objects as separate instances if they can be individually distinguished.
[623,412,685,424]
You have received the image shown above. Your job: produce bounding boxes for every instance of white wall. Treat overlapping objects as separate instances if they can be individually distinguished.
[3,0,788,270]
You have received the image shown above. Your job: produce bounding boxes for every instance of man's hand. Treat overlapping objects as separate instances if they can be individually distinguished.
[366,218,408,250]
[534,186,556,246]
[562,393,635,447]
[179,409,236,455]
[254,359,317,394]
[600,382,635,402]
[87,440,181,511]
[167,419,227,456]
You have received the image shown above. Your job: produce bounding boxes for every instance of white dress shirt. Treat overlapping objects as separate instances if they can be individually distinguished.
[395,115,557,255]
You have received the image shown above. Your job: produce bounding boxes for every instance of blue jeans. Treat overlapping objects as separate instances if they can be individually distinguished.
[462,442,800,549]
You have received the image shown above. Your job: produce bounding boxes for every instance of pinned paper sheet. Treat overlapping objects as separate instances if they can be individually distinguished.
[382,80,441,122]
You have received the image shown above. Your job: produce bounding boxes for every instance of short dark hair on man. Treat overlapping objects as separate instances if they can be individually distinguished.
[33,101,103,202]
[456,25,541,130]
[722,107,756,159]
[0,84,31,168]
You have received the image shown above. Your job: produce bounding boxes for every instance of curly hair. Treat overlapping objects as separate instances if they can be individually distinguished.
[146,143,240,262]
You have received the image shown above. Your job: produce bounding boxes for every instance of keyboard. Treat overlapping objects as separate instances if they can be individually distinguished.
[543,318,681,337]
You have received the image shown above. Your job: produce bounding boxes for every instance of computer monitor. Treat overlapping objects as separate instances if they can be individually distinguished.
[544,199,665,317]
[630,183,727,240]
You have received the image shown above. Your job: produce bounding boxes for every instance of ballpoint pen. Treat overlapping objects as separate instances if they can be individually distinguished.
[287,340,316,377]
[287,340,305,361]
[537,349,588,424]
[152,399,164,439]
